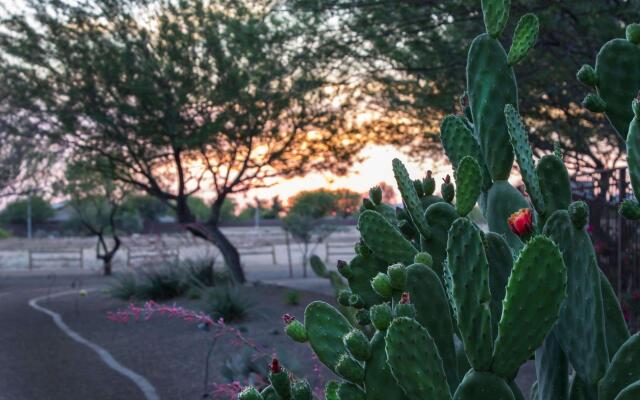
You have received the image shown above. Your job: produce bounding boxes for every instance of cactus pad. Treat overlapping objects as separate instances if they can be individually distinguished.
[440,114,492,191]
[358,210,417,265]
[484,232,514,338]
[536,154,571,218]
[304,301,353,374]
[544,210,609,386]
[481,0,510,38]
[454,156,483,216]
[491,235,567,379]
[504,104,544,213]
[385,317,452,400]
[422,202,459,277]
[446,217,493,371]
[485,181,528,250]
[453,371,514,400]
[598,334,640,400]
[392,158,432,239]
[535,332,569,400]
[405,263,458,389]
[364,331,409,400]
[507,14,539,65]
[467,33,518,180]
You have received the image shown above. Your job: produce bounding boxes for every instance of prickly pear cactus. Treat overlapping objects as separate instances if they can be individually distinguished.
[578,23,640,138]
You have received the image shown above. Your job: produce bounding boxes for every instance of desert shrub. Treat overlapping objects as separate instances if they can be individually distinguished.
[138,268,187,300]
[179,257,229,288]
[0,227,12,239]
[283,290,300,305]
[110,273,143,300]
[202,286,252,322]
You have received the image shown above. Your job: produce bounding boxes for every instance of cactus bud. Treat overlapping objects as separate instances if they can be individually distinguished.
[568,201,589,230]
[414,251,433,267]
[423,171,436,196]
[324,381,340,400]
[441,175,455,203]
[576,64,597,86]
[369,186,383,205]
[627,23,640,44]
[507,208,534,240]
[337,290,352,307]
[582,93,607,113]
[620,199,640,220]
[355,308,371,326]
[371,273,393,299]
[269,358,291,400]
[387,263,407,290]
[370,303,392,331]
[343,330,371,361]
[238,386,263,400]
[395,292,416,318]
[283,314,307,343]
[362,198,375,210]
[336,259,353,279]
[348,293,365,309]
[291,380,312,400]
[413,179,425,197]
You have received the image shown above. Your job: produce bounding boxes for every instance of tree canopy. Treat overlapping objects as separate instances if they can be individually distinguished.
[288,0,640,171]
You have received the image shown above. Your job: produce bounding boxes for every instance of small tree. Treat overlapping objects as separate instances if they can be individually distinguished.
[0,0,368,283]
[283,189,359,276]
[61,161,127,276]
[0,196,53,225]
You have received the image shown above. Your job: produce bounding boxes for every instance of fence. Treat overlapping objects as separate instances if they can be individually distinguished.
[28,249,84,270]
[571,167,640,330]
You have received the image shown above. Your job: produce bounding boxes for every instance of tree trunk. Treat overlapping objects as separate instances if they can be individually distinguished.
[186,222,246,284]
[103,258,112,276]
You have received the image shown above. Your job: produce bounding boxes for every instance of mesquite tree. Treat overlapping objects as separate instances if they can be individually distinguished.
[0,0,365,282]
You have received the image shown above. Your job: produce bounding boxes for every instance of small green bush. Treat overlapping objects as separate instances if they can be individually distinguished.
[284,290,301,305]
[110,273,142,300]
[0,227,12,239]
[201,286,252,322]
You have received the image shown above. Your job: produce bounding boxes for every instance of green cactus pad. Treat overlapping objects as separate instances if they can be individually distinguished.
[337,383,366,400]
[507,14,539,65]
[291,380,312,400]
[600,271,631,357]
[536,154,571,218]
[467,33,518,180]
[336,353,365,383]
[439,114,492,191]
[373,203,399,226]
[491,235,567,379]
[484,232,514,339]
[261,385,279,400]
[454,156,483,216]
[422,202,459,277]
[346,254,386,307]
[619,199,640,220]
[405,263,458,390]
[385,317,452,400]
[310,255,329,277]
[626,111,640,203]
[325,381,340,400]
[453,370,514,400]
[598,334,640,400]
[364,331,409,400]
[481,0,510,38]
[358,210,417,265]
[592,34,640,137]
[543,210,609,386]
[304,301,353,374]
[504,104,544,213]
[392,158,432,239]
[535,332,569,400]
[615,381,640,400]
[446,217,493,371]
[485,181,528,250]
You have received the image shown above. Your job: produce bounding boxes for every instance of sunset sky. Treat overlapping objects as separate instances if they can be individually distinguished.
[239,144,453,206]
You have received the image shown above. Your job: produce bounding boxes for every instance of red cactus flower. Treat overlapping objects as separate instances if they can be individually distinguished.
[400,292,411,304]
[282,314,295,325]
[270,358,282,374]
[508,208,534,239]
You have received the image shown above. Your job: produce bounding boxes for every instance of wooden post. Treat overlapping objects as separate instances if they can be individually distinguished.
[285,231,293,278]
[28,249,33,270]
[271,244,277,265]
[79,248,84,270]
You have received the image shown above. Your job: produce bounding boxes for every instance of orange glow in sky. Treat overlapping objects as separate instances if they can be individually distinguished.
[237,144,454,206]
